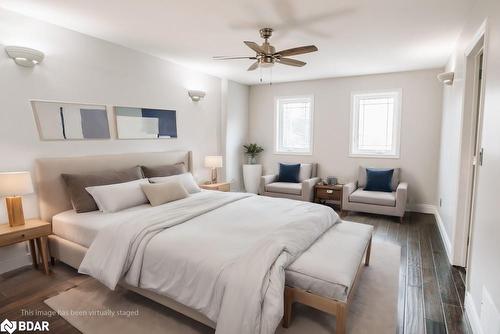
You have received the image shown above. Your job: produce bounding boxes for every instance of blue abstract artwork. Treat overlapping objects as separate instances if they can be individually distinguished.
[31,101,110,141]
[115,106,177,139]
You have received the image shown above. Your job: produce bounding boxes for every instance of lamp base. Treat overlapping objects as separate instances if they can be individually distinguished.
[6,196,25,227]
[211,168,218,184]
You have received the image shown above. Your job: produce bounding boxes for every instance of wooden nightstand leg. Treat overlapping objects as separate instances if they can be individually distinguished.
[36,237,50,275]
[29,239,38,269]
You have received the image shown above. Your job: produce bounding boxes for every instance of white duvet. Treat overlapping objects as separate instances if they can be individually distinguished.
[79,191,339,334]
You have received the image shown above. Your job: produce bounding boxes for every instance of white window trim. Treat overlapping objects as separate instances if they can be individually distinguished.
[349,89,402,159]
[274,95,314,155]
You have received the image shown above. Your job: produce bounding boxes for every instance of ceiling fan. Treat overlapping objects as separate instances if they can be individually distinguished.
[213,28,318,71]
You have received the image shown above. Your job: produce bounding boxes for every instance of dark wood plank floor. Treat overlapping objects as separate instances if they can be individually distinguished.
[0,212,472,333]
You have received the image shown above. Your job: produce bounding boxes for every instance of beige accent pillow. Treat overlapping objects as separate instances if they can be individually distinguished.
[141,181,189,207]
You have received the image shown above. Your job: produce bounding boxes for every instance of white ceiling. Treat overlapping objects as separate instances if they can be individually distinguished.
[0,0,473,85]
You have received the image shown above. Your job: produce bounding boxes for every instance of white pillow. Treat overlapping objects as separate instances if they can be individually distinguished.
[299,164,313,182]
[86,179,149,213]
[149,172,201,194]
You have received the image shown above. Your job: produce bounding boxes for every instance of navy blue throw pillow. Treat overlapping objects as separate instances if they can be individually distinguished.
[364,168,394,192]
[278,163,301,183]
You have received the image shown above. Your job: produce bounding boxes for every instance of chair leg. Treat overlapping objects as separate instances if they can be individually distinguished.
[283,287,293,328]
[400,215,404,224]
[365,237,372,266]
[336,304,347,334]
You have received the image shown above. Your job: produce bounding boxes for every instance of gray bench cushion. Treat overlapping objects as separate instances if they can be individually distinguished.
[349,189,396,207]
[265,182,302,195]
[285,221,373,302]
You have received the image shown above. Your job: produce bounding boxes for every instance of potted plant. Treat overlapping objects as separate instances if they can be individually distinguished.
[243,143,264,164]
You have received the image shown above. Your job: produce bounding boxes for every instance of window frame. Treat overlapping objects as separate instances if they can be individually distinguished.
[274,95,314,155]
[349,89,402,159]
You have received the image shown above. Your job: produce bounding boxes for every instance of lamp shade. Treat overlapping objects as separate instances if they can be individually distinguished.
[205,156,223,168]
[0,172,34,197]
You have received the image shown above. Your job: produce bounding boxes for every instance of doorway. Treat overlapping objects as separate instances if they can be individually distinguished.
[455,30,487,270]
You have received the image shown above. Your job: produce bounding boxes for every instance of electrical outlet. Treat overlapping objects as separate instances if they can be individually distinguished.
[439,198,442,207]
[481,287,500,334]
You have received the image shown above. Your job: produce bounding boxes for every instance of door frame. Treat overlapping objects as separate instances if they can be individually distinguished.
[453,20,488,267]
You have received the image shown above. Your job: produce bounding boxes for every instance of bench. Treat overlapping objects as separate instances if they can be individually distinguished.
[284,221,374,334]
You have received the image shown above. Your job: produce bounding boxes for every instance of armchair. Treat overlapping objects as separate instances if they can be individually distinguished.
[260,163,320,202]
[342,167,408,222]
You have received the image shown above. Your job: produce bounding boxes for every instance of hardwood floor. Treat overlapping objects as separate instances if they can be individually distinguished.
[0,212,472,334]
[345,211,472,334]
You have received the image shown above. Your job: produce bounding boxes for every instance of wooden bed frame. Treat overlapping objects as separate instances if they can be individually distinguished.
[283,237,372,334]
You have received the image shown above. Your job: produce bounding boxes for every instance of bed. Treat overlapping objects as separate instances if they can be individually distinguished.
[36,150,372,334]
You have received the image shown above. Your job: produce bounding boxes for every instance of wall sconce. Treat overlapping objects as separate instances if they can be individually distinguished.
[188,90,206,102]
[437,72,454,86]
[5,46,45,67]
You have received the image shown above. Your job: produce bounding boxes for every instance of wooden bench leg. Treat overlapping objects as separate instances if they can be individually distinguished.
[283,287,293,328]
[365,237,372,266]
[336,304,347,334]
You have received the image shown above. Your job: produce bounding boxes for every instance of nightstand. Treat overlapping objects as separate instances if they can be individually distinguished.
[314,184,344,214]
[0,220,51,274]
[200,182,230,192]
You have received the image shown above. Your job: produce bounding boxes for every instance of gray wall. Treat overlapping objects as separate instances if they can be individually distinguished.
[438,0,500,329]
[0,9,223,273]
[249,69,444,207]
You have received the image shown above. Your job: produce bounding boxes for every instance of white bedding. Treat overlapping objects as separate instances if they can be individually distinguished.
[52,204,151,247]
[78,190,339,334]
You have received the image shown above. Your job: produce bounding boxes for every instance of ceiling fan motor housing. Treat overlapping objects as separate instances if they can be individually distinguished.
[259,28,273,40]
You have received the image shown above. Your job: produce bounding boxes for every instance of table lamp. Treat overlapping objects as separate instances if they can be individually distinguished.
[0,172,34,227]
[204,156,223,184]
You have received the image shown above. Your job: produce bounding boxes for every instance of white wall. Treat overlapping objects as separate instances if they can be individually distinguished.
[438,0,500,331]
[221,80,249,191]
[249,69,443,207]
[0,9,223,273]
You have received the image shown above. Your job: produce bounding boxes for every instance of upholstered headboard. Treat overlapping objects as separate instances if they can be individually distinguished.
[35,151,193,222]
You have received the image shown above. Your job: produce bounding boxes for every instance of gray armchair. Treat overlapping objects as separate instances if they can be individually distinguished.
[260,163,320,202]
[343,167,408,222]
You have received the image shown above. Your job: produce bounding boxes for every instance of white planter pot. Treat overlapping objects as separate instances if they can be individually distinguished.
[243,164,262,194]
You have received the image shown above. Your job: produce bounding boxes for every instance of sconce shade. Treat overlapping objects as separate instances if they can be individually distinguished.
[5,46,44,67]
[437,72,454,85]
[205,156,223,168]
[0,172,34,197]
[188,90,206,102]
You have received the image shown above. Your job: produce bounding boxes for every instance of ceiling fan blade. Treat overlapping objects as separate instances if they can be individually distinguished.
[275,45,318,57]
[247,61,259,71]
[277,58,306,67]
[244,41,265,54]
[213,56,257,60]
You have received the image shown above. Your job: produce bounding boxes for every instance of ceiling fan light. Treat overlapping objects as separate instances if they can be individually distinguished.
[259,62,274,68]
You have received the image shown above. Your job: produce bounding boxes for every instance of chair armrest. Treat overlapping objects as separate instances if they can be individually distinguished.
[301,177,321,202]
[396,182,408,205]
[343,182,357,204]
[259,174,277,194]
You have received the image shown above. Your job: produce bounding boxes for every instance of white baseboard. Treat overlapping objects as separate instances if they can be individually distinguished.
[407,203,436,214]
[407,203,453,264]
[465,292,483,334]
[432,207,453,264]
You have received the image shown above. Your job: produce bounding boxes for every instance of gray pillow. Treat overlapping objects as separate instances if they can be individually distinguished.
[62,167,143,213]
[358,167,400,191]
[141,163,186,178]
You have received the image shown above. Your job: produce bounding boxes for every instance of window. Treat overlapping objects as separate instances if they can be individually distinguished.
[275,96,314,154]
[350,90,401,158]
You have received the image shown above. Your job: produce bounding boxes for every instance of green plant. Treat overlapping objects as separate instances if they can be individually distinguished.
[243,143,264,158]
